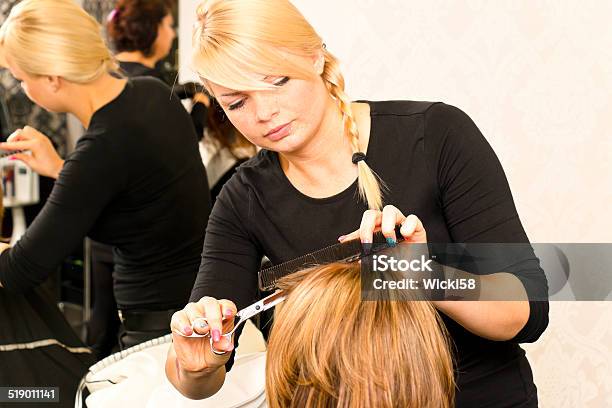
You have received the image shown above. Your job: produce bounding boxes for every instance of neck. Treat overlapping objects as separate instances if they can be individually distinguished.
[116,51,158,69]
[67,74,127,128]
[279,97,357,195]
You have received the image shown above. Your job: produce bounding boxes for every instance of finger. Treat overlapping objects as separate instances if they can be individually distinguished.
[170,310,194,336]
[217,300,238,351]
[381,205,406,245]
[0,140,34,151]
[359,209,382,244]
[212,333,235,353]
[198,296,224,342]
[400,214,425,240]
[338,229,359,242]
[218,299,237,321]
[8,126,39,141]
[184,302,209,335]
[5,129,23,143]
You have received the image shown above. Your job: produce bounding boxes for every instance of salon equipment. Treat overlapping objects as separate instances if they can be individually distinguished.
[1,151,40,244]
[258,225,404,291]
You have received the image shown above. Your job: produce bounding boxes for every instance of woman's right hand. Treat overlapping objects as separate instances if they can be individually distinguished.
[170,297,237,375]
[0,126,64,179]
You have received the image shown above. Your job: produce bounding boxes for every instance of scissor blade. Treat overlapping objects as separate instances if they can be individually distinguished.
[238,290,285,321]
[262,290,286,310]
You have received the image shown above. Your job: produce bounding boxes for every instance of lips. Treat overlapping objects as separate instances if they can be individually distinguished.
[264,121,293,141]
[265,122,291,137]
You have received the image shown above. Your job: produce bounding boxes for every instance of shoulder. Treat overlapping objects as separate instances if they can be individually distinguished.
[215,149,277,199]
[366,100,474,125]
[370,100,482,146]
[364,100,482,154]
[233,149,277,177]
[366,100,441,117]
[129,76,173,96]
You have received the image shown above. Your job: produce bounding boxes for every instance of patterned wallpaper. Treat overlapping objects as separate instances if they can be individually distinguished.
[297,2,612,406]
[81,0,116,23]
[178,0,612,406]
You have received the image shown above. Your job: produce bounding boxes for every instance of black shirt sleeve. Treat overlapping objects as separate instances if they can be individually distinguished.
[0,135,126,292]
[424,103,549,343]
[189,178,262,370]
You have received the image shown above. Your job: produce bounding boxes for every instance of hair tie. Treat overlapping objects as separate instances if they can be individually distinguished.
[352,152,367,164]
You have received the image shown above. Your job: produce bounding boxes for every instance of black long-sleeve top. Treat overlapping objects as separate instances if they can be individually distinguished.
[0,78,211,311]
[119,61,208,139]
[190,101,549,407]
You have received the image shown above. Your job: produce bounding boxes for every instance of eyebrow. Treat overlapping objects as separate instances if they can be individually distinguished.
[219,76,277,97]
[220,91,242,97]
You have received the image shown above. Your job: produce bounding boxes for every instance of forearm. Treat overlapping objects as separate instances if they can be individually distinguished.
[433,268,530,341]
[165,345,226,400]
[52,160,65,179]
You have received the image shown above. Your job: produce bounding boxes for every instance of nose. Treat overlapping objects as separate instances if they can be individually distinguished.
[253,92,279,123]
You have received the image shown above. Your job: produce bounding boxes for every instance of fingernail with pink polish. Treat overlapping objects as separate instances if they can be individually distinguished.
[212,329,221,342]
[338,235,346,242]
[183,325,193,336]
[224,309,233,318]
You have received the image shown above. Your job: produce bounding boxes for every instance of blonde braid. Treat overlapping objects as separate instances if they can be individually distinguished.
[321,49,386,210]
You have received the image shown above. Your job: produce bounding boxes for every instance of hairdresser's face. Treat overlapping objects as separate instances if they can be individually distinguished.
[209,71,329,154]
[4,56,62,112]
[154,13,175,60]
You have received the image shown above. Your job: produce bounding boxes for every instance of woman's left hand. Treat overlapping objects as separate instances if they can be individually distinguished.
[338,205,427,245]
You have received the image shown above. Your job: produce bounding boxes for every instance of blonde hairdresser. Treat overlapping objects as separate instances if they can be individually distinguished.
[167,0,547,406]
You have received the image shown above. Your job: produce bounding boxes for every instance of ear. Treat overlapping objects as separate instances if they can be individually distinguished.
[312,52,325,75]
[45,75,62,93]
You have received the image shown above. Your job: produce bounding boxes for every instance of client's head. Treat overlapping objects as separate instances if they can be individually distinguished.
[266,262,455,408]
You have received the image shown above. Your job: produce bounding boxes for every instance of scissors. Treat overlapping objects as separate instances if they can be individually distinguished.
[173,290,286,354]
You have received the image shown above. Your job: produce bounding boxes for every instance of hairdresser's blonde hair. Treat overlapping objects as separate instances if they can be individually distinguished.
[193,0,386,209]
[0,0,119,83]
[266,263,455,408]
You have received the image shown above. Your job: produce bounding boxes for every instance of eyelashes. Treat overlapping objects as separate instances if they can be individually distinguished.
[273,76,289,87]
[227,76,290,111]
[228,99,245,111]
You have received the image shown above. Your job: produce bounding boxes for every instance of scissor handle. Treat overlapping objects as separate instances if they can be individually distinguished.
[173,314,247,339]
[209,315,247,355]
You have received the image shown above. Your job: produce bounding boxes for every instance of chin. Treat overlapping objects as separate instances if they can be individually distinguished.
[40,104,62,114]
[267,134,307,154]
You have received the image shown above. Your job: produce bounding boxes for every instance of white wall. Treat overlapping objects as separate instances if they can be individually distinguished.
[179,1,612,406]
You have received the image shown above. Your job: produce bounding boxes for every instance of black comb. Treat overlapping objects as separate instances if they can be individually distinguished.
[258,225,404,291]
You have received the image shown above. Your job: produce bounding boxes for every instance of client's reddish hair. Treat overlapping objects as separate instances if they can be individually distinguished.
[266,262,455,408]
